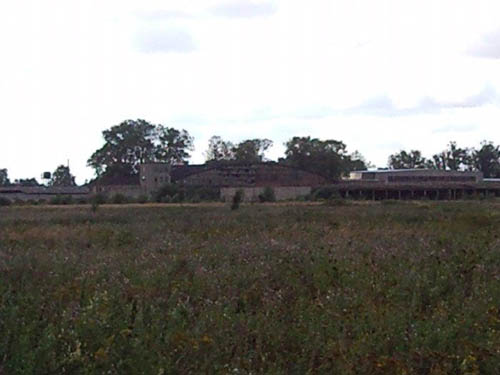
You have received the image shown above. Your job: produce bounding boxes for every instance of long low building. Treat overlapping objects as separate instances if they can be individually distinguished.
[0,185,89,202]
[336,169,500,200]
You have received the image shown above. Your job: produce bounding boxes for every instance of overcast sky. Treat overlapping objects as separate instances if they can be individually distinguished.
[1,0,500,184]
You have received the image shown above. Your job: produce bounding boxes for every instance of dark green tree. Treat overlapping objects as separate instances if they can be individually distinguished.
[431,142,472,171]
[204,136,235,162]
[281,136,361,179]
[232,139,273,163]
[0,169,10,186]
[472,141,500,178]
[50,165,76,186]
[15,178,40,186]
[87,119,193,177]
[388,150,429,169]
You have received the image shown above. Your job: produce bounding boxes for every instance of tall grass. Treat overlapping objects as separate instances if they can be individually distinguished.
[0,202,499,374]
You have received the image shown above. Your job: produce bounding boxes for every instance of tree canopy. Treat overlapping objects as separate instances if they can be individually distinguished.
[15,178,40,187]
[472,141,500,178]
[50,165,76,186]
[0,169,10,186]
[87,119,193,177]
[388,150,429,169]
[204,136,235,162]
[431,142,472,171]
[204,137,273,164]
[280,136,368,179]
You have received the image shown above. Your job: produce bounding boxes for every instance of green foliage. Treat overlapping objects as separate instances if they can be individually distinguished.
[258,186,276,202]
[155,184,219,203]
[50,165,76,186]
[388,149,430,169]
[1,202,500,373]
[87,119,194,177]
[281,136,367,179]
[431,141,472,171]
[0,168,10,186]
[136,194,149,204]
[472,141,500,178]
[111,193,128,204]
[311,186,341,201]
[0,196,11,206]
[231,189,244,210]
[91,193,107,205]
[14,178,40,186]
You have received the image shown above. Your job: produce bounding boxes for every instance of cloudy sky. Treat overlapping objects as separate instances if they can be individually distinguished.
[1,0,500,184]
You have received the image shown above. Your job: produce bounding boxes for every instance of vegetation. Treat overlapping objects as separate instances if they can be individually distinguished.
[231,189,244,210]
[258,186,276,202]
[389,141,500,177]
[87,119,194,178]
[50,165,76,187]
[1,202,499,373]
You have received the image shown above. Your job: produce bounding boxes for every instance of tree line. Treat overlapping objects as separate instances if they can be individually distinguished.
[388,141,500,178]
[1,119,499,186]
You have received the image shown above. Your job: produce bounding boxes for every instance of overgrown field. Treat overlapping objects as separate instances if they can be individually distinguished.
[1,202,499,374]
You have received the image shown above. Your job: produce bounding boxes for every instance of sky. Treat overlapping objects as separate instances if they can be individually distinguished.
[1,0,500,184]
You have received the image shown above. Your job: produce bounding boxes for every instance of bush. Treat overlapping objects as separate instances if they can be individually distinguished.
[91,193,107,205]
[231,190,244,210]
[0,197,11,206]
[111,193,128,204]
[311,186,341,201]
[137,195,149,204]
[155,184,220,203]
[155,184,183,203]
[324,198,349,207]
[258,187,276,202]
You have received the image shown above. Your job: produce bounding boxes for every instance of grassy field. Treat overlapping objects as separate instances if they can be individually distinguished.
[1,201,499,374]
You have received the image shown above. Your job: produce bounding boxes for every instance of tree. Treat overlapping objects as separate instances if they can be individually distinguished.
[87,119,194,177]
[471,141,500,178]
[232,139,273,163]
[388,150,429,169]
[204,136,234,162]
[15,178,40,186]
[431,142,472,171]
[50,165,76,186]
[281,136,358,179]
[0,169,10,186]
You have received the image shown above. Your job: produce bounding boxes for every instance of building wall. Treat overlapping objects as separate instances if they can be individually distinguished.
[181,164,327,188]
[139,163,171,193]
[92,184,145,198]
[221,186,311,202]
[350,170,483,184]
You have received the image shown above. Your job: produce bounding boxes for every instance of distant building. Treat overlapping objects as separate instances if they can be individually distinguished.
[139,162,328,201]
[348,169,483,184]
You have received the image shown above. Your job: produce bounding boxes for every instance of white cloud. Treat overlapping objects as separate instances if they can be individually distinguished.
[0,0,500,183]
[468,29,500,59]
[135,28,196,53]
[211,1,277,18]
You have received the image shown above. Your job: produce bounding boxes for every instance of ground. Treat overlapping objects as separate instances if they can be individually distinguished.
[1,201,499,374]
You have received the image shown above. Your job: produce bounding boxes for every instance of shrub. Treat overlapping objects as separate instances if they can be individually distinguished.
[91,193,107,205]
[258,187,276,202]
[60,195,73,205]
[155,184,183,203]
[0,197,11,206]
[311,186,341,201]
[137,195,149,204]
[231,189,244,210]
[111,193,128,204]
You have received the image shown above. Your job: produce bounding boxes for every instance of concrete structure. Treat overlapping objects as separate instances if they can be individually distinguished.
[0,185,89,202]
[333,169,500,200]
[89,175,144,198]
[138,162,328,201]
[349,169,482,184]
